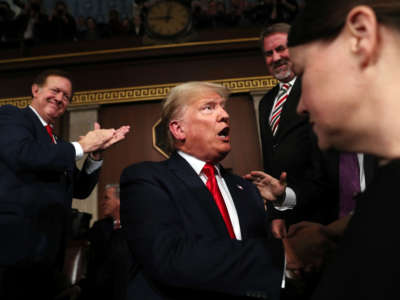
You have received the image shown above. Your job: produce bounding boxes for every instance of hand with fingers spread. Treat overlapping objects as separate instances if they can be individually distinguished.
[243,170,287,204]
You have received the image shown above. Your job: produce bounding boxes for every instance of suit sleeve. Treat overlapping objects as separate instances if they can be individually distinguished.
[120,163,284,298]
[72,158,101,199]
[0,105,75,172]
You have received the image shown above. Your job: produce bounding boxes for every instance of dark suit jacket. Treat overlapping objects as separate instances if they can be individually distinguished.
[0,105,99,269]
[316,151,378,223]
[259,78,327,224]
[83,217,135,300]
[311,159,398,300]
[120,152,284,300]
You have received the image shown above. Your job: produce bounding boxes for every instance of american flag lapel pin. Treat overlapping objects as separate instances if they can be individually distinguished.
[237,184,244,190]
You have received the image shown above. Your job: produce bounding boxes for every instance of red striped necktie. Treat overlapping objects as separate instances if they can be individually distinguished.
[269,83,291,136]
[45,125,55,143]
[202,163,236,239]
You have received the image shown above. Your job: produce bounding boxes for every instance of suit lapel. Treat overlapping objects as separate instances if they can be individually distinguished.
[363,154,378,186]
[167,153,231,236]
[275,78,304,139]
[260,85,278,140]
[259,85,278,168]
[23,107,74,189]
[23,107,55,144]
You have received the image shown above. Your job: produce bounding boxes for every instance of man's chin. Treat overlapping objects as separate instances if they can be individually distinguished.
[273,69,292,81]
[218,147,231,160]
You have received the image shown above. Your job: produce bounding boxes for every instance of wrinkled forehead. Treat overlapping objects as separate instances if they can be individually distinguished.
[40,75,71,87]
[183,91,226,110]
[41,75,73,98]
[264,32,288,50]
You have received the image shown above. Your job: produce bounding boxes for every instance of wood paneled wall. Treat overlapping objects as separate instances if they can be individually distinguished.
[0,37,274,220]
[96,92,262,218]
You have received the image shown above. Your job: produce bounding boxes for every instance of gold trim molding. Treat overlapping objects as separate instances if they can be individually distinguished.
[0,75,277,108]
[0,37,258,65]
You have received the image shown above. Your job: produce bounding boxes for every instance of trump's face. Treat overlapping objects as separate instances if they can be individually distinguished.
[173,91,231,163]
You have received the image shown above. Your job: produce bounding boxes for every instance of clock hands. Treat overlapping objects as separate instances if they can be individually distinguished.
[145,0,191,38]
[148,16,170,21]
[148,2,173,23]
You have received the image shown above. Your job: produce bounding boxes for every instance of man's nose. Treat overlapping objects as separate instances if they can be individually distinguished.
[271,50,281,62]
[219,106,229,122]
[55,92,63,102]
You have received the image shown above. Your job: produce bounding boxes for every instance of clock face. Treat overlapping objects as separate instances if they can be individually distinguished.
[145,0,192,38]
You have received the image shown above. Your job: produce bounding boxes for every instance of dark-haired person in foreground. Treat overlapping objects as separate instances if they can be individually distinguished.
[0,69,130,300]
[286,0,400,299]
[120,81,286,300]
[245,21,378,300]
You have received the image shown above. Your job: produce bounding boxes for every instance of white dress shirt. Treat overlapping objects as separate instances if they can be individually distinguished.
[178,151,242,240]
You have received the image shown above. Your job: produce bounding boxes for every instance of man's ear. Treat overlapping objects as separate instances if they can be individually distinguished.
[346,5,379,68]
[169,120,185,141]
[31,84,40,97]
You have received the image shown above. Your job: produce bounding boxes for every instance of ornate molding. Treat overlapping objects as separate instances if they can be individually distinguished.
[0,75,277,108]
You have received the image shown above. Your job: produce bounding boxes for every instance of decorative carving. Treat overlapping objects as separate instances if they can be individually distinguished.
[0,76,276,108]
[152,118,170,158]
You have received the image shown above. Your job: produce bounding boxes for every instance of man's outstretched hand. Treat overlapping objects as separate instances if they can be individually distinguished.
[244,170,287,203]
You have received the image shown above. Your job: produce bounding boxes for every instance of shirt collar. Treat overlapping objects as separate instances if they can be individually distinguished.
[279,76,297,88]
[177,150,222,176]
[29,105,52,127]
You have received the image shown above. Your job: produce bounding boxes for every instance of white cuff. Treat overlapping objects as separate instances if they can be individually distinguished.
[72,142,84,160]
[274,187,296,211]
[85,155,103,174]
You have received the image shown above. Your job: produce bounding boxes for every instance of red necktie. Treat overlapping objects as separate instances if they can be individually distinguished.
[202,163,236,239]
[45,125,55,143]
[269,83,291,135]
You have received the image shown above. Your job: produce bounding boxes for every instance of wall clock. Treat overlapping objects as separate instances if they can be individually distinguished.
[144,0,192,39]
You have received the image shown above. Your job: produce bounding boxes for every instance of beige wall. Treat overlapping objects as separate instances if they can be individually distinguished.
[68,106,100,225]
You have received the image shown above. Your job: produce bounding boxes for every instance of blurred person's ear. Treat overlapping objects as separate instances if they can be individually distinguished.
[345,5,379,69]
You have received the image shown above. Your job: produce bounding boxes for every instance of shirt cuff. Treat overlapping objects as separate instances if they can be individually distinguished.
[274,187,296,211]
[85,155,103,175]
[72,142,84,160]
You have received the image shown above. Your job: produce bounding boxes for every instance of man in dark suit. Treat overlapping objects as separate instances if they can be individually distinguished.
[245,23,327,238]
[82,183,136,300]
[120,81,286,300]
[0,69,130,300]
